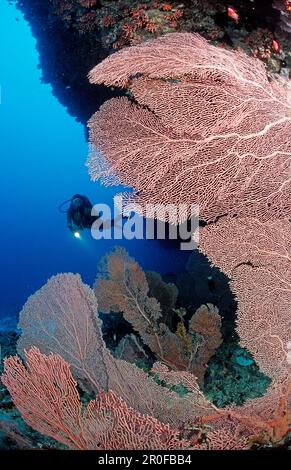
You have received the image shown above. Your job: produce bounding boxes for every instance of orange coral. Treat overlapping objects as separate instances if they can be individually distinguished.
[162,4,173,11]
[145,20,158,33]
[122,22,136,39]
[6,258,290,449]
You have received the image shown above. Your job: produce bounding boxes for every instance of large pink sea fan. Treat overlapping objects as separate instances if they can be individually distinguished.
[17,273,108,393]
[2,348,188,450]
[88,33,291,223]
[16,271,217,428]
[199,217,291,382]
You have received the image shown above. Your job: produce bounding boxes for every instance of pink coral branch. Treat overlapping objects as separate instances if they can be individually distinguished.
[2,348,189,450]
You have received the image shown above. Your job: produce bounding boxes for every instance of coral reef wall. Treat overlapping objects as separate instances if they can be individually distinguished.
[12,0,290,126]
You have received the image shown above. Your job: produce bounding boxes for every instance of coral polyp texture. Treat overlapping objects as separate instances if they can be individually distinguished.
[88,33,291,224]
[200,217,291,382]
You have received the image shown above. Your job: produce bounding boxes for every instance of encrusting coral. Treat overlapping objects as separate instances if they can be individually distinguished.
[49,0,185,48]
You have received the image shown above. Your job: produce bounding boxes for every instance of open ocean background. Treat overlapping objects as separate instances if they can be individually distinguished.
[0,1,188,327]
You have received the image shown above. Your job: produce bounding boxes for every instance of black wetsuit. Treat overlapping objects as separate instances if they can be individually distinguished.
[67,194,98,232]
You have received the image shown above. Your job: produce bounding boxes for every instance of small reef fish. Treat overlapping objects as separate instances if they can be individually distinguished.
[227,6,239,23]
[272,39,280,53]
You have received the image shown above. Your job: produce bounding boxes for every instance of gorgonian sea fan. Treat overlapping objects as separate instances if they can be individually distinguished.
[16,272,218,427]
[152,363,291,447]
[17,273,108,393]
[2,348,189,450]
[87,33,291,224]
[199,217,291,382]
[95,247,222,379]
[4,274,290,448]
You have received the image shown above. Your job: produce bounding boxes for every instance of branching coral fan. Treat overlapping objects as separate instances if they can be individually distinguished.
[14,273,218,428]
[2,267,290,449]
[88,33,291,224]
[94,247,222,381]
[87,32,291,378]
[86,32,290,445]
[2,32,291,450]
[2,348,187,450]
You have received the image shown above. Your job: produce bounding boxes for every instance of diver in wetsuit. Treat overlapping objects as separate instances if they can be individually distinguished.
[66,194,97,233]
[63,194,127,236]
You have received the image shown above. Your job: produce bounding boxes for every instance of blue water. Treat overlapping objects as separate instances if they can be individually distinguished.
[0,1,188,323]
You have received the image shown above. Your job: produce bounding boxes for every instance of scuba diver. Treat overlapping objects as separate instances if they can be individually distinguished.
[59,194,99,237]
[66,194,96,234]
[59,194,127,238]
[60,194,195,248]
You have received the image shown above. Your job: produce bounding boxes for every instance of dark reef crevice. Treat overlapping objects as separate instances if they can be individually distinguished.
[13,0,119,127]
